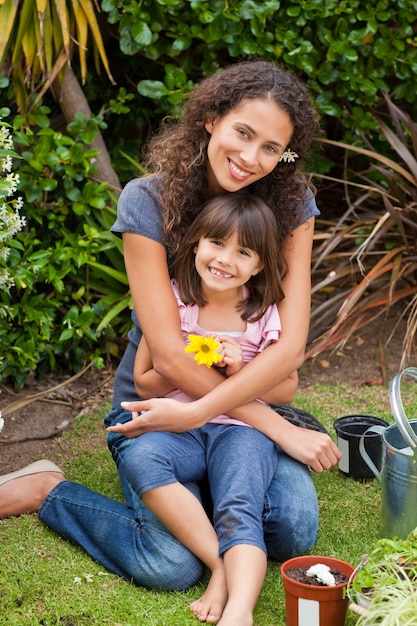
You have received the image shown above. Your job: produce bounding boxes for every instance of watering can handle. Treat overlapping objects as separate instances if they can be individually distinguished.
[389,367,417,450]
[359,425,386,481]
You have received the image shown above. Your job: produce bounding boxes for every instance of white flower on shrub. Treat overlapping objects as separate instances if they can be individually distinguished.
[0,120,26,289]
[306,563,336,586]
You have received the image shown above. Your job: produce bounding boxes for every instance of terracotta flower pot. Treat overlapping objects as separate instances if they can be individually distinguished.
[280,555,355,626]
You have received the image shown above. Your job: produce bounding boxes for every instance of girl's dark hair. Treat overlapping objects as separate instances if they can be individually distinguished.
[142,59,322,254]
[173,191,286,322]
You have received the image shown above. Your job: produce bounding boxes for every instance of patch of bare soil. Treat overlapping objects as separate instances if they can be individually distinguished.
[0,308,413,475]
[299,306,411,389]
[0,366,114,474]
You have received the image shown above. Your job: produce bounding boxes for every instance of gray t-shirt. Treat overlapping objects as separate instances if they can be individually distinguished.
[110,175,320,408]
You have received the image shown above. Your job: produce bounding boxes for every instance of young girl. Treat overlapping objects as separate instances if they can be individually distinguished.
[130,190,298,624]
[0,60,340,608]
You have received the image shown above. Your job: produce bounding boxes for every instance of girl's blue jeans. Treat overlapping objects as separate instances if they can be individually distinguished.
[38,407,318,591]
[121,423,278,556]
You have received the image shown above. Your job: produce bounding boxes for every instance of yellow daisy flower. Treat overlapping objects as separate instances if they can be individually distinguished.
[184,334,222,368]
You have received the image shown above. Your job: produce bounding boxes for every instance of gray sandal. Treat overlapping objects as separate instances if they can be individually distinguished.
[270,404,330,436]
[0,460,64,487]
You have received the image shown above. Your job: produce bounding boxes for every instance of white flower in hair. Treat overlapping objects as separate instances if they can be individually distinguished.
[279,149,299,163]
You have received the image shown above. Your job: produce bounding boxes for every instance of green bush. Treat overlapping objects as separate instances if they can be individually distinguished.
[101,0,417,144]
[0,105,131,389]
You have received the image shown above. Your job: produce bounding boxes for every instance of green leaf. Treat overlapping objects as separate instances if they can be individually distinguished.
[199,10,215,24]
[138,80,170,99]
[88,261,129,284]
[222,9,240,23]
[317,62,340,84]
[101,0,117,10]
[294,55,316,73]
[89,197,107,209]
[316,99,342,116]
[131,21,153,46]
[171,36,192,52]
[96,294,133,333]
[39,178,58,191]
[287,6,301,17]
[59,328,74,342]
[239,38,260,55]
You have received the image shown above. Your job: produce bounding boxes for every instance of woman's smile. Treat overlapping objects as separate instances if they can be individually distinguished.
[228,158,253,181]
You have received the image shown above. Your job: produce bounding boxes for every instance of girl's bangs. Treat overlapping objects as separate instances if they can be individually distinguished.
[204,212,262,252]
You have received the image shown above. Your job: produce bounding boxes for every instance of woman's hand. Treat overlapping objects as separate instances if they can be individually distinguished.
[276,421,342,474]
[107,398,206,438]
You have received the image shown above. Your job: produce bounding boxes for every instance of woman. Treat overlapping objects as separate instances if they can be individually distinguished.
[0,60,340,611]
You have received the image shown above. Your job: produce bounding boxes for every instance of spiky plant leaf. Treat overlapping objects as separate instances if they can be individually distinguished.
[0,0,114,111]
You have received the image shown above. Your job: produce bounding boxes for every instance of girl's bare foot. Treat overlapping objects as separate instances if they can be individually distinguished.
[217,602,253,626]
[190,567,228,623]
[0,461,64,519]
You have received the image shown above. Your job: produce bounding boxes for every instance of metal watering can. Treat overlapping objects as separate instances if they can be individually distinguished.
[359,367,417,539]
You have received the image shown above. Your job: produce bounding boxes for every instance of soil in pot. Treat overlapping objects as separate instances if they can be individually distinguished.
[285,566,350,586]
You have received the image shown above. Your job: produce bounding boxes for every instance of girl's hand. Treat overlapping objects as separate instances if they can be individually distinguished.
[216,335,244,376]
[107,398,206,438]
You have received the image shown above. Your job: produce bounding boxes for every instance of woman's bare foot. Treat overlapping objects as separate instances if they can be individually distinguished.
[0,468,64,519]
[190,567,228,623]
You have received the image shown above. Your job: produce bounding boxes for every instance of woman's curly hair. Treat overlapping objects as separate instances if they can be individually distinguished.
[141,60,322,255]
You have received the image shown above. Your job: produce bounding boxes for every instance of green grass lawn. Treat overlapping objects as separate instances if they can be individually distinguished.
[1,382,416,625]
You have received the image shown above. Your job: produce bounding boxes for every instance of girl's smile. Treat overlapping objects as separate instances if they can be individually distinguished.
[205,98,294,194]
[208,266,234,280]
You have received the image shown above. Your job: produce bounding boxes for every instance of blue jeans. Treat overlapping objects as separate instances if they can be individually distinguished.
[122,424,278,555]
[38,408,318,590]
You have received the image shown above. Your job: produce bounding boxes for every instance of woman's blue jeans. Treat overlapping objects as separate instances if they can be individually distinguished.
[38,408,318,591]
